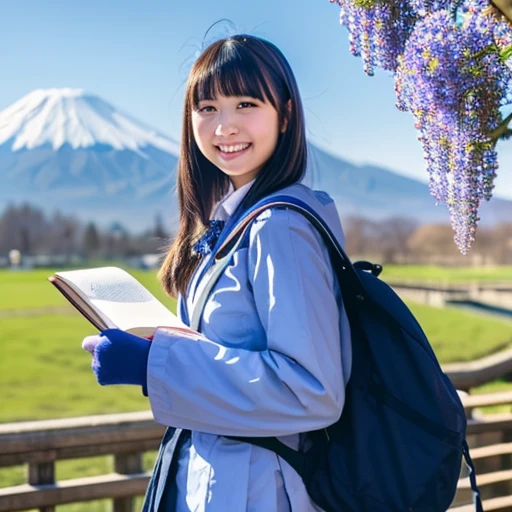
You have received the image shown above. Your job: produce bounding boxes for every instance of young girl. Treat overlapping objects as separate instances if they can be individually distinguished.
[82,34,351,512]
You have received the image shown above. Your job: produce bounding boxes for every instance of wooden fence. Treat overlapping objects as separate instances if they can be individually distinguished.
[451,391,512,511]
[3,393,512,511]
[0,412,164,512]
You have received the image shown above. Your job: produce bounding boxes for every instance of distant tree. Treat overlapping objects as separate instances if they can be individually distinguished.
[0,203,48,255]
[376,216,419,263]
[489,223,512,264]
[48,211,81,256]
[19,226,31,254]
[153,213,168,238]
[407,224,460,261]
[468,226,495,265]
[344,216,380,257]
[103,222,132,258]
[344,215,417,262]
[82,222,100,257]
[0,204,20,254]
[406,222,498,264]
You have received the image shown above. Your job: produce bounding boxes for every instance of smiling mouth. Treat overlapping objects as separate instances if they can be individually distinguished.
[216,143,252,157]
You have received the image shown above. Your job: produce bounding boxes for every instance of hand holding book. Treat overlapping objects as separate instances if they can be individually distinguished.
[49,266,205,394]
[82,329,151,392]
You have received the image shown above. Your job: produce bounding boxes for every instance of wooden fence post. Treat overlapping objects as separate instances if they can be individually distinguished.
[28,461,56,512]
[113,452,143,512]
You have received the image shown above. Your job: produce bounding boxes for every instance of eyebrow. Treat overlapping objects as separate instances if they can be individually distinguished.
[197,95,260,103]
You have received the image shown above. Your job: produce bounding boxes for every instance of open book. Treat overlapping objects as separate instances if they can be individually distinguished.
[48,266,188,337]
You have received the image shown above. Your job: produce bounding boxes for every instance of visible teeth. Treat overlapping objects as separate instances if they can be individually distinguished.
[218,143,250,153]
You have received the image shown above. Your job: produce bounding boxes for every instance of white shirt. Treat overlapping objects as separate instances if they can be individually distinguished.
[210,178,256,221]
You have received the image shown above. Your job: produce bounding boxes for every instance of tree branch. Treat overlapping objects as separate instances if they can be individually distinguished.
[490,0,512,23]
[490,111,512,141]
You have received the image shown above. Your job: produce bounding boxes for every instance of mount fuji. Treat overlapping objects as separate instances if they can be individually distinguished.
[0,88,180,230]
[1,88,512,232]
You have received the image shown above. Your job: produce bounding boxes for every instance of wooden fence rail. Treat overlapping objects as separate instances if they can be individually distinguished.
[445,351,512,391]
[3,394,512,511]
[0,411,165,512]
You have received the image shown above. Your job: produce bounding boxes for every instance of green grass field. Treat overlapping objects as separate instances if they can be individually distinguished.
[2,265,512,423]
[380,264,512,283]
[2,265,512,511]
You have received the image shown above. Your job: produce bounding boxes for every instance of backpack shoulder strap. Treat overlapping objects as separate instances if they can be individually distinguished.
[215,194,366,302]
[190,194,366,332]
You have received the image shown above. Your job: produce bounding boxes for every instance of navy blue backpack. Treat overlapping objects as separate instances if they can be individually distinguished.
[212,195,484,512]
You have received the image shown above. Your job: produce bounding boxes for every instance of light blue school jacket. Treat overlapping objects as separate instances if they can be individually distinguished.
[147,182,352,512]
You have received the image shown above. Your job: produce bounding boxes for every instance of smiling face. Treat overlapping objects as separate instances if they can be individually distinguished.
[192,94,284,189]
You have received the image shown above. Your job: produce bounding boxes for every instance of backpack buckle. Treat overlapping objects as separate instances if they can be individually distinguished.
[354,261,383,277]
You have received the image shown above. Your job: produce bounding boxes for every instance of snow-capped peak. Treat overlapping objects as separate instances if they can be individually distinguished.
[0,88,180,155]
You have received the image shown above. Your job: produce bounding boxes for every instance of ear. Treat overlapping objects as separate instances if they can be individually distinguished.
[281,99,292,133]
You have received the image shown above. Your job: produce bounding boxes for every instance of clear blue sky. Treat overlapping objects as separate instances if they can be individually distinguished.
[2,0,512,198]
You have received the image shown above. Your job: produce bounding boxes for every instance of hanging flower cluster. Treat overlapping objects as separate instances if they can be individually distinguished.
[330,0,455,76]
[394,2,512,253]
[330,0,512,253]
[330,0,416,75]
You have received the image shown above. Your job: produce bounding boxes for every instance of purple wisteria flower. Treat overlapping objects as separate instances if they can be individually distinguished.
[394,3,512,254]
[330,0,453,76]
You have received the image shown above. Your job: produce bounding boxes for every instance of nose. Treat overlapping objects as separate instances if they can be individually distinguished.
[215,114,239,137]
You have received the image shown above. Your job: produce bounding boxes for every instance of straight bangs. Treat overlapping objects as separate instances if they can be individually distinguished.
[191,44,280,109]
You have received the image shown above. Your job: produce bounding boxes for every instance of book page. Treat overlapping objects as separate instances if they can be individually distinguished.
[54,267,187,331]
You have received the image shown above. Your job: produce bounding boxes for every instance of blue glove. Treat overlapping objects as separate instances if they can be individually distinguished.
[82,328,151,393]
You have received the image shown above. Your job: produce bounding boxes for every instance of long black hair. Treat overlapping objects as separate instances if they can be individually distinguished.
[159,34,308,297]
